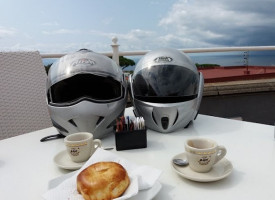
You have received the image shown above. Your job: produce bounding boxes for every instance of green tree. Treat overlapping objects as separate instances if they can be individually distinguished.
[119,56,135,69]
[44,63,52,74]
[195,63,220,68]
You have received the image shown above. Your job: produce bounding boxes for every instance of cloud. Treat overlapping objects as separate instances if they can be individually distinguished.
[101,17,113,25]
[89,29,155,40]
[112,29,158,51]
[42,29,81,35]
[86,29,156,51]
[156,34,214,49]
[2,0,275,53]
[0,26,16,38]
[158,0,275,47]
[42,21,59,26]
[118,29,155,41]
[3,42,82,53]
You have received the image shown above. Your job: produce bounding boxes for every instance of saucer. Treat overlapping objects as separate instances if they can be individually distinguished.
[53,150,85,170]
[172,152,233,182]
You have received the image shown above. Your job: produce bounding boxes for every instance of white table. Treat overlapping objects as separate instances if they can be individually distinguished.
[0,108,274,200]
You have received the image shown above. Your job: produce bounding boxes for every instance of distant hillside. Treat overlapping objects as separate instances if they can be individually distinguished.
[196,63,220,68]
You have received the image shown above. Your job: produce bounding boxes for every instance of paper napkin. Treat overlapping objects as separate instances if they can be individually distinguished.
[43,148,162,200]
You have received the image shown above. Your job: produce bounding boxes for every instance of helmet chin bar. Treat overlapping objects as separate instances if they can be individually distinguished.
[132,98,198,133]
[48,98,127,138]
[152,107,178,131]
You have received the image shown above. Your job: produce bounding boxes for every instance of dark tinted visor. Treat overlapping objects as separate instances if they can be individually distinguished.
[133,65,199,103]
[48,74,123,105]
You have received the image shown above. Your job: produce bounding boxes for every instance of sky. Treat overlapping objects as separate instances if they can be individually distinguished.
[1,0,275,54]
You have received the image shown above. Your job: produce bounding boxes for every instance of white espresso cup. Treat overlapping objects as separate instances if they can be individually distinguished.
[185,138,227,173]
[64,132,102,163]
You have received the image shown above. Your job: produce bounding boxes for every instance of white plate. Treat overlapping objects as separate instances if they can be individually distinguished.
[49,172,161,200]
[172,152,233,182]
[53,150,85,170]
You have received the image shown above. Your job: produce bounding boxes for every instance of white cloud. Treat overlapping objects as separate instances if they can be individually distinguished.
[86,29,156,51]
[42,21,59,26]
[0,26,16,38]
[101,17,113,25]
[42,29,81,35]
[118,29,155,41]
[89,29,155,40]
[2,0,275,53]
[158,0,275,47]
[156,34,214,48]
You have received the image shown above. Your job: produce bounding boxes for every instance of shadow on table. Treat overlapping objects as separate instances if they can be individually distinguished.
[154,168,244,199]
[179,168,244,190]
[0,160,5,168]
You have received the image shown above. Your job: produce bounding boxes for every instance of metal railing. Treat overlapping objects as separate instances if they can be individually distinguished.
[40,37,275,66]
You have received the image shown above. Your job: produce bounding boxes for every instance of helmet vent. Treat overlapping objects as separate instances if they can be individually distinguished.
[173,111,179,125]
[68,119,77,127]
[96,116,104,125]
[107,119,116,129]
[52,119,69,133]
[161,117,169,130]
[152,112,157,125]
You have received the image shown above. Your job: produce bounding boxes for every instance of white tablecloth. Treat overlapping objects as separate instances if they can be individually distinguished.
[0,108,274,200]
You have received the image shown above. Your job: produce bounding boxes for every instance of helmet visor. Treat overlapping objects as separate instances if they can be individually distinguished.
[133,65,199,103]
[48,73,124,105]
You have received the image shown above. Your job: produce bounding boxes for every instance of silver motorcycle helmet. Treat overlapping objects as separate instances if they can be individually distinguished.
[129,48,204,133]
[46,49,127,138]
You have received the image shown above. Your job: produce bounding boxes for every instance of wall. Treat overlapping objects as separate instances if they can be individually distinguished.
[199,80,275,125]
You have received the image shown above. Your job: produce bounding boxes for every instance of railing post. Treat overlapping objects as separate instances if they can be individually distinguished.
[111,37,120,66]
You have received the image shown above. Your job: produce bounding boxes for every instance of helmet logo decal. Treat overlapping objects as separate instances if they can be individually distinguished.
[154,56,173,63]
[71,58,96,67]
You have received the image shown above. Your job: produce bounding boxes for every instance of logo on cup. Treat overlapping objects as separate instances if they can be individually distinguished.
[198,156,211,165]
[70,147,80,156]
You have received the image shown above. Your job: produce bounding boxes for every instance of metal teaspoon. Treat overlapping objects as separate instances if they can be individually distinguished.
[173,158,189,166]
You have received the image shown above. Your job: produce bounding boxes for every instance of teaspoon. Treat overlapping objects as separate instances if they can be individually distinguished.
[173,158,189,166]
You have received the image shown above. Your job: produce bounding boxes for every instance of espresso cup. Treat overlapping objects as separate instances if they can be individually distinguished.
[64,132,102,163]
[185,138,227,173]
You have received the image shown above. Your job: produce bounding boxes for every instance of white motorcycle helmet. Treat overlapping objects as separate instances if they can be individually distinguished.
[129,48,204,133]
[46,49,127,139]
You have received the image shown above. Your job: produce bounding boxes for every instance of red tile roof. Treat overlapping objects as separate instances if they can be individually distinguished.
[199,66,275,83]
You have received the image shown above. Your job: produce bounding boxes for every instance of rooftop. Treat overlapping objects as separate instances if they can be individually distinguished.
[203,77,275,96]
[199,66,275,83]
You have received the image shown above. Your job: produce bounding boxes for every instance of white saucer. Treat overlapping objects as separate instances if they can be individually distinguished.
[172,152,233,182]
[53,150,85,170]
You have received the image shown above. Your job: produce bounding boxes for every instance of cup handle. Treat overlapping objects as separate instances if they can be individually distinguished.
[93,139,102,149]
[214,145,227,164]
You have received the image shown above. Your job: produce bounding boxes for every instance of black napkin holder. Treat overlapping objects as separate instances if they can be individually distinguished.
[115,128,147,151]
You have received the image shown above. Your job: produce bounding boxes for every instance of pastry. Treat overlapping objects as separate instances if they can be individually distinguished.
[77,162,130,200]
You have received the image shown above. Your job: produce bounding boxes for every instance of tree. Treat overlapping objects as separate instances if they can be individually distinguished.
[119,56,135,69]
[195,63,220,68]
[44,63,52,74]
